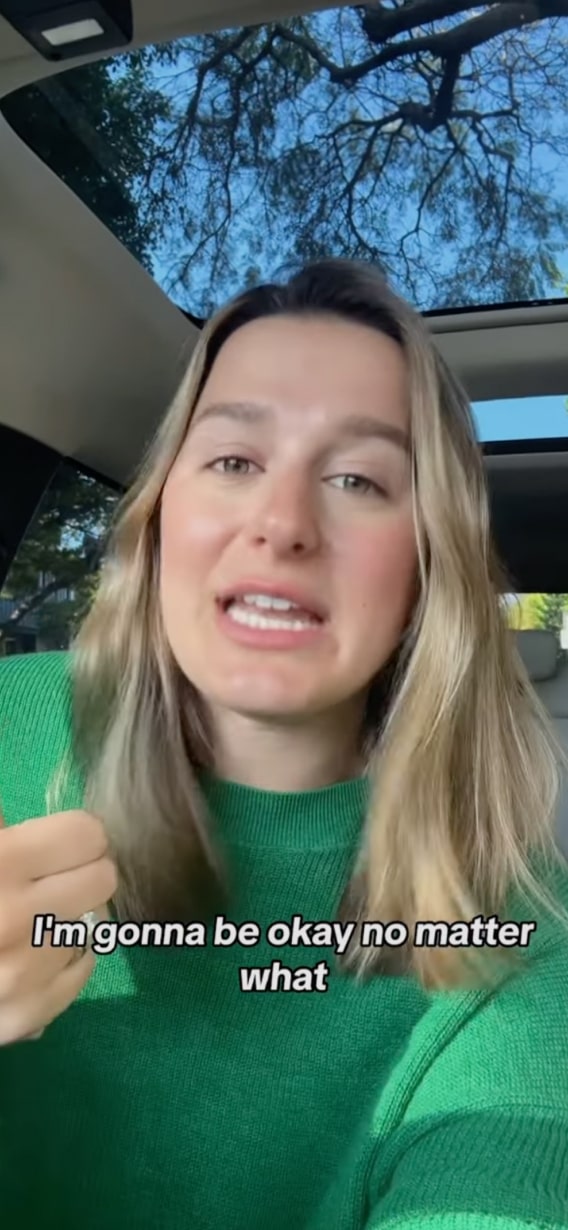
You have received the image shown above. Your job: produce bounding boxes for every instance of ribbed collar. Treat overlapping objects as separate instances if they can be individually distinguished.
[198,770,369,851]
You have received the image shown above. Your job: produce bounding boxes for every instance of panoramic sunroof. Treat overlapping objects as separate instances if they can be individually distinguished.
[1,3,568,319]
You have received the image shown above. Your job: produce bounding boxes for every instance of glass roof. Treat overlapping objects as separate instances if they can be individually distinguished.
[2,3,568,319]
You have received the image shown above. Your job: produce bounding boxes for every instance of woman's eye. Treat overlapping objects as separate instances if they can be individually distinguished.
[206,460,387,495]
[328,474,387,497]
[209,455,255,475]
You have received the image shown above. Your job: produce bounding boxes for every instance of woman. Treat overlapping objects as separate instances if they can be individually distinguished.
[0,258,567,1230]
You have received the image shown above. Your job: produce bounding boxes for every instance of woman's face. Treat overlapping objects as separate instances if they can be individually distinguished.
[159,313,418,724]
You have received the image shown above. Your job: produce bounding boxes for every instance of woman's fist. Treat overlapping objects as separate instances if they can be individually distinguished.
[0,807,117,1044]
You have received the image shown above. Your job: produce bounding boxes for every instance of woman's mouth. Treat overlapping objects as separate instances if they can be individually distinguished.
[224,596,321,632]
[216,593,326,647]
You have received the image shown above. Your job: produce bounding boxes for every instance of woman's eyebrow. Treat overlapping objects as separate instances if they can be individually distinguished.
[192,401,410,454]
[191,401,273,429]
[336,415,410,454]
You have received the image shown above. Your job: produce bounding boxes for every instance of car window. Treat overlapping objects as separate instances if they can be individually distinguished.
[474,396,568,444]
[0,460,120,656]
[504,592,568,659]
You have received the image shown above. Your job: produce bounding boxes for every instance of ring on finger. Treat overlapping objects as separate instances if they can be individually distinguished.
[77,910,99,960]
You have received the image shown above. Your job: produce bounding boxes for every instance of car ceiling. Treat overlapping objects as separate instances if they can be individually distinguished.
[0,0,567,593]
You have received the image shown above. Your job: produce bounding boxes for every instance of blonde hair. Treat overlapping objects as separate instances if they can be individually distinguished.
[49,258,568,989]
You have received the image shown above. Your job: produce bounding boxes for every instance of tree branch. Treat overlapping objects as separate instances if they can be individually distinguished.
[277,2,568,88]
[148,29,250,184]
[0,578,71,632]
[361,0,501,43]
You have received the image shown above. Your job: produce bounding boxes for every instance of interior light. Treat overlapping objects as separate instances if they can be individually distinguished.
[42,18,104,45]
[0,1,132,61]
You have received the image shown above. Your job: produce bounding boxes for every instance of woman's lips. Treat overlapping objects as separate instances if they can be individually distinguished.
[216,581,328,622]
[215,598,328,649]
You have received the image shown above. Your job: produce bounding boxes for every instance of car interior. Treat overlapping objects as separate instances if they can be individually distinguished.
[0,0,567,851]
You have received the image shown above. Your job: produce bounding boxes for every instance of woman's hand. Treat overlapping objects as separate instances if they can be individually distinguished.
[0,807,117,1045]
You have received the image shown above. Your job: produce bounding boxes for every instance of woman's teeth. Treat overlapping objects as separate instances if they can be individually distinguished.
[226,594,319,631]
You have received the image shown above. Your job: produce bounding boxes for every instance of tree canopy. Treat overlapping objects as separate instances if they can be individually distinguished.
[1,50,169,269]
[0,466,119,651]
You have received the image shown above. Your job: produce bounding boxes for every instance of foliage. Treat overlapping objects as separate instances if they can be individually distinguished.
[532,593,568,635]
[505,594,540,631]
[1,51,171,268]
[506,592,568,634]
[0,466,119,651]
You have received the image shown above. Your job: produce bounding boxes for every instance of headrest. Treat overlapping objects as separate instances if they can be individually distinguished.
[514,630,559,682]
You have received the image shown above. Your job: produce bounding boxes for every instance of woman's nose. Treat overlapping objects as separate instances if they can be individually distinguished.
[248,476,321,557]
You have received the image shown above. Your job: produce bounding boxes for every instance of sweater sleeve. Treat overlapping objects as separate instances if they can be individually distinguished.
[363,911,568,1230]
[363,1103,568,1228]
[0,650,80,824]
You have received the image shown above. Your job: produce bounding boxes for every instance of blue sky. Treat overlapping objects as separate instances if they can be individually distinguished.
[474,395,568,442]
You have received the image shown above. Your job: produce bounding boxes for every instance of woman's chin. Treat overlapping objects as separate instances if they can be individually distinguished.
[178,652,351,722]
[213,691,315,723]
[200,673,328,723]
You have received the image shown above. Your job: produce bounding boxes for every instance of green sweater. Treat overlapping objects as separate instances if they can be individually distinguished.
[0,651,567,1230]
